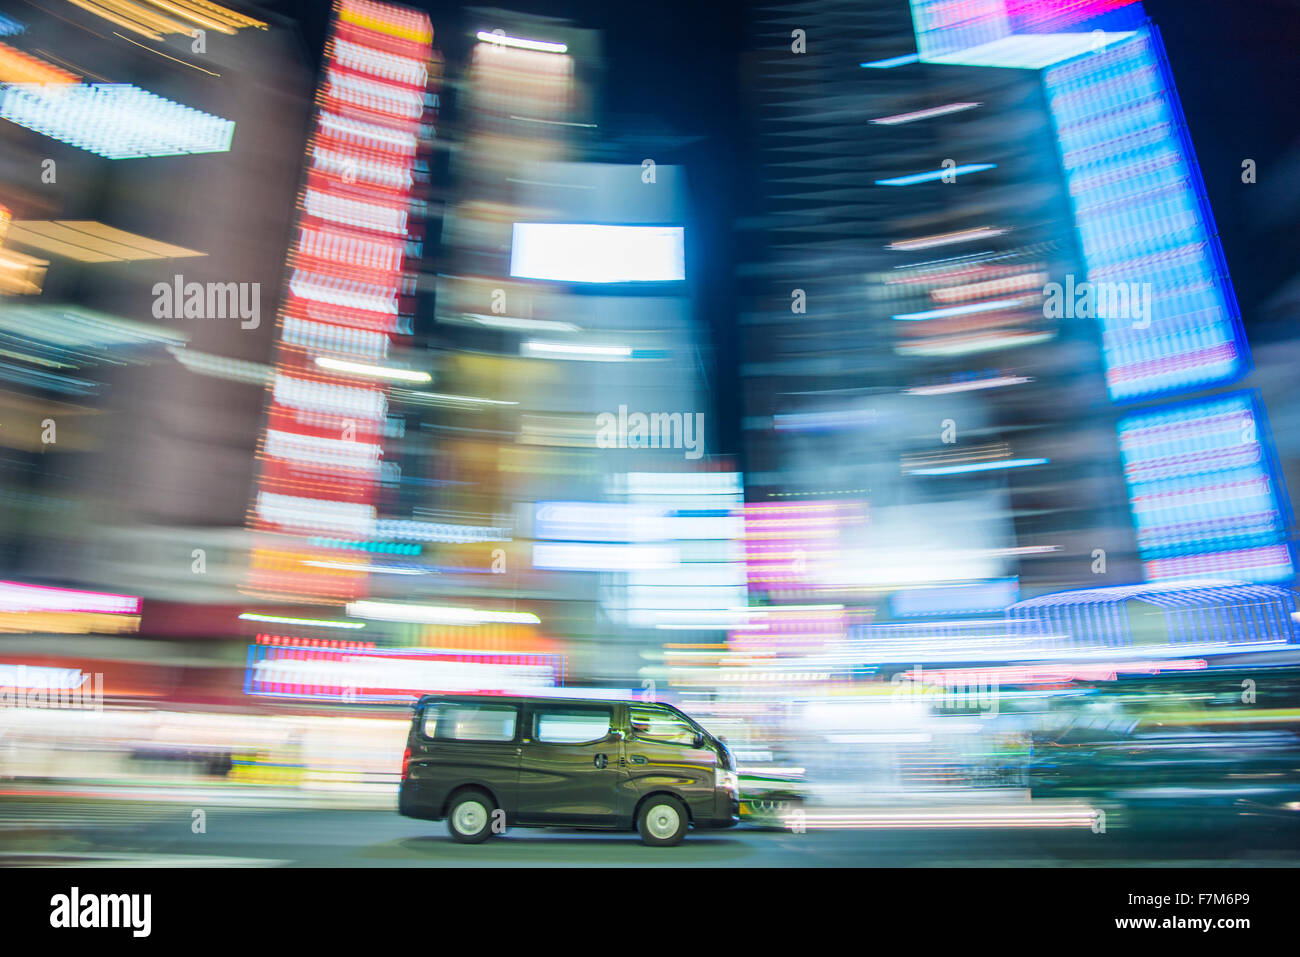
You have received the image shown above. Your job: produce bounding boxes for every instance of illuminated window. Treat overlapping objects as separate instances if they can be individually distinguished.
[533,707,612,744]
[629,707,696,746]
[423,702,517,742]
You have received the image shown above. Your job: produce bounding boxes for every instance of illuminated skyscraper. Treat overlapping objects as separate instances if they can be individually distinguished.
[737,0,1294,634]
[247,0,439,603]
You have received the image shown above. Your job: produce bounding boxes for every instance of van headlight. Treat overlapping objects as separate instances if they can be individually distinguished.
[715,769,739,794]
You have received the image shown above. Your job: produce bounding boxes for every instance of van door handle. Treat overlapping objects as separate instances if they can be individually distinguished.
[629,754,648,765]
[593,753,608,769]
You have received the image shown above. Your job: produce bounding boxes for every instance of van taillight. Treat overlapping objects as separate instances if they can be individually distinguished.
[401,746,411,779]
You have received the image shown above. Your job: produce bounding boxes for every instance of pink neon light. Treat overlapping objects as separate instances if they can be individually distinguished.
[902,658,1207,686]
[1005,0,1140,32]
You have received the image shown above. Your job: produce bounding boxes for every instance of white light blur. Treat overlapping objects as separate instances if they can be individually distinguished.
[345,601,540,626]
[533,542,679,572]
[522,340,633,361]
[302,561,426,575]
[511,224,685,283]
[238,613,365,630]
[905,375,1033,395]
[871,101,980,125]
[462,313,580,332]
[475,30,568,53]
[314,356,431,383]
[396,390,518,407]
[0,580,140,614]
[887,227,1008,251]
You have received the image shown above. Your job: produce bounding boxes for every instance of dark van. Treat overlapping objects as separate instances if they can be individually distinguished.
[398,694,739,845]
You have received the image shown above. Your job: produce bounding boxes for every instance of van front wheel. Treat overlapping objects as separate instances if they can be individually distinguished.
[638,796,688,846]
[447,790,497,844]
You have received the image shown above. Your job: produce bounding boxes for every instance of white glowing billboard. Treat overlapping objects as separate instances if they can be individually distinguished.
[510,223,685,283]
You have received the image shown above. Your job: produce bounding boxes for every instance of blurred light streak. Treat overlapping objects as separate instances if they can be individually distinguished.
[461,312,579,332]
[238,613,365,629]
[533,542,678,572]
[0,611,140,634]
[345,601,540,625]
[264,429,382,471]
[859,53,919,68]
[283,316,389,359]
[245,641,559,700]
[4,221,204,262]
[0,43,78,83]
[0,249,47,295]
[374,519,510,543]
[871,101,980,125]
[0,84,234,158]
[139,0,265,33]
[907,457,1049,475]
[0,580,141,614]
[888,226,1006,250]
[0,664,93,690]
[66,0,177,41]
[301,560,425,575]
[793,806,1100,829]
[65,0,265,39]
[108,30,221,75]
[905,375,1032,394]
[167,346,270,385]
[896,330,1054,356]
[393,389,517,407]
[256,491,376,535]
[901,659,1208,685]
[611,472,744,496]
[313,356,430,383]
[272,374,386,419]
[475,30,567,54]
[772,408,878,431]
[521,340,632,360]
[892,296,1028,321]
[331,39,427,86]
[929,271,1047,302]
[875,163,996,186]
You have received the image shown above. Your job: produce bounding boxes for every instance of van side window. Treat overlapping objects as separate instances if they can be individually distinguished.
[629,707,696,745]
[534,707,613,745]
[423,703,517,742]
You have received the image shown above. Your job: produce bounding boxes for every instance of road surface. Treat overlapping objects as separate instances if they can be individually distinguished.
[1,799,1296,866]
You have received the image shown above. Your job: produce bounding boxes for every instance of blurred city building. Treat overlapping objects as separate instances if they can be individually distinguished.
[425,11,721,682]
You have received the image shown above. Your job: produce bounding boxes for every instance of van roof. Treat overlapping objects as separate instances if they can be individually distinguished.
[413,692,680,709]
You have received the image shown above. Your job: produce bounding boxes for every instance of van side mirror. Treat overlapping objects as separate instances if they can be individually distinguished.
[692,733,705,749]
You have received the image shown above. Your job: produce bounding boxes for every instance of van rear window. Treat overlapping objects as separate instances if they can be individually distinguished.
[422,702,518,742]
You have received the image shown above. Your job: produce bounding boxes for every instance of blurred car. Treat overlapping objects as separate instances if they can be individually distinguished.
[1029,721,1300,826]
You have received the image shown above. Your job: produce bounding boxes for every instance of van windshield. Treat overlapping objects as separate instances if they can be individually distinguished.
[628,705,699,746]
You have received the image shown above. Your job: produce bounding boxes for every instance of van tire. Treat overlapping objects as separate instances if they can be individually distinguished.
[637,795,688,847]
[447,789,497,844]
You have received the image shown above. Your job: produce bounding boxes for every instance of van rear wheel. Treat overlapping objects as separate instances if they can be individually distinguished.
[447,790,497,844]
[638,796,688,846]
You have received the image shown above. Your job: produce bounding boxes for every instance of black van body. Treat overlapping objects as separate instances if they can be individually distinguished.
[398,694,739,845]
